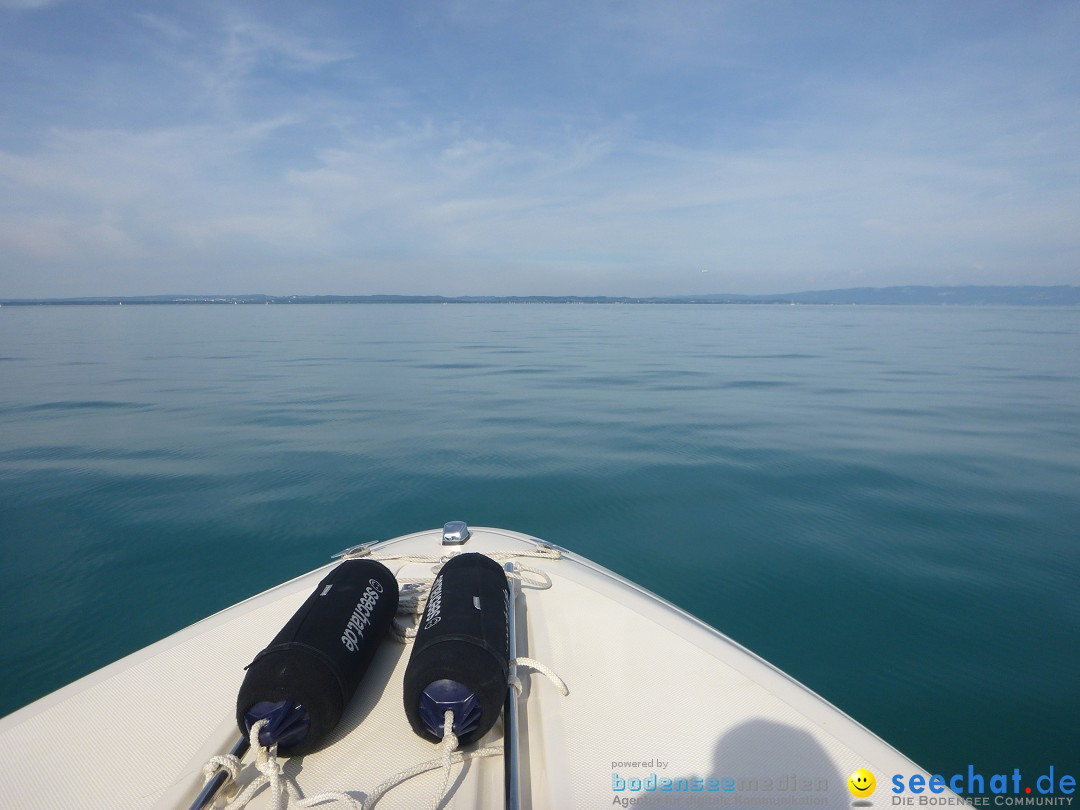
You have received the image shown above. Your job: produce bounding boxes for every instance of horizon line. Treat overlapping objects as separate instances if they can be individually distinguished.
[3,283,1080,306]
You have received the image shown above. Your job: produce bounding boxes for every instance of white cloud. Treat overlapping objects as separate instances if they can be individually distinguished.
[0,0,66,9]
[3,104,1079,297]
[1,2,1079,296]
[219,16,354,73]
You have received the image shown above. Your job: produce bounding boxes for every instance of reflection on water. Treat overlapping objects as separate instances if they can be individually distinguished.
[0,303,1077,782]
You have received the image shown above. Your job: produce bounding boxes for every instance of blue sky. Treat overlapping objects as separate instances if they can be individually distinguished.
[1,0,1078,297]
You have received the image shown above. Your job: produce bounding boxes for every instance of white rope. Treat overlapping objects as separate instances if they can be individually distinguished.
[510,565,552,590]
[295,792,364,809]
[340,543,563,564]
[388,617,417,643]
[382,548,558,646]
[202,715,505,810]
[512,656,570,696]
[389,568,549,646]
[206,721,362,810]
[203,756,243,794]
[361,748,503,809]
[219,721,290,809]
[432,710,458,810]
[362,710,503,810]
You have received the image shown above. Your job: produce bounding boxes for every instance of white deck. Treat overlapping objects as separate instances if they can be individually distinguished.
[0,527,951,808]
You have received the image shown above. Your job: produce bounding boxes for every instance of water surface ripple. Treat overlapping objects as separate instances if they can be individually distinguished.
[1,303,1077,777]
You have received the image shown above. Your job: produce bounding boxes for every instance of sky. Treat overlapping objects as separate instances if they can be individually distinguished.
[1,0,1079,297]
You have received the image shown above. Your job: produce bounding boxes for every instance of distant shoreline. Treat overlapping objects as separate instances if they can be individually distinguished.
[3,286,1079,306]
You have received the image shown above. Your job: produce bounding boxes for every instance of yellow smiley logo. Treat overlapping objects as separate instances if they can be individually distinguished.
[848,768,876,798]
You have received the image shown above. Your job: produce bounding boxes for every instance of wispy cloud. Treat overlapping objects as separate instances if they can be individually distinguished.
[1,1,1079,296]
[0,0,67,9]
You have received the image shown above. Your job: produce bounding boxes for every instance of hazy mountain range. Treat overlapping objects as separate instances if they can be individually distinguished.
[3,286,1079,306]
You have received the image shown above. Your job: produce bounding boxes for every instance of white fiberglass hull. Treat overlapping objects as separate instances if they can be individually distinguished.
[0,526,952,809]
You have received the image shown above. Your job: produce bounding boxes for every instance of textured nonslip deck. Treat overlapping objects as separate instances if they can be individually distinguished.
[0,527,953,809]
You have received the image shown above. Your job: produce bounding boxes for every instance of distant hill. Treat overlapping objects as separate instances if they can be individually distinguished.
[2,286,1079,306]
[716,285,1080,306]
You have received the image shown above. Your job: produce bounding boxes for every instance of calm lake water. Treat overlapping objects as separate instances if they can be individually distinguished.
[1,303,1077,779]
